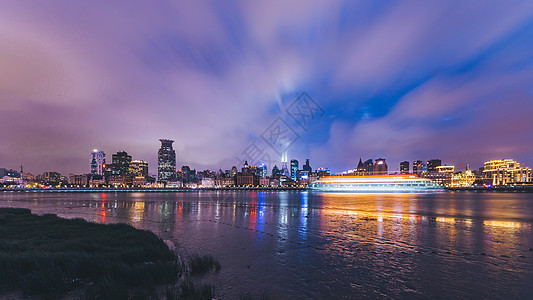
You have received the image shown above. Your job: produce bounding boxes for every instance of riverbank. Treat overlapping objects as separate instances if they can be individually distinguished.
[1,187,305,193]
[0,208,218,299]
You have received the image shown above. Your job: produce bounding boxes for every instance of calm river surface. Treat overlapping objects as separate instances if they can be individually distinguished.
[1,191,533,299]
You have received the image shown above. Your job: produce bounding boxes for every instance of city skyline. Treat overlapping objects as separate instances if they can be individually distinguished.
[1,1,533,174]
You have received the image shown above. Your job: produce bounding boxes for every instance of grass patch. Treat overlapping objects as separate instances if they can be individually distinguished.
[0,207,182,299]
[188,254,221,275]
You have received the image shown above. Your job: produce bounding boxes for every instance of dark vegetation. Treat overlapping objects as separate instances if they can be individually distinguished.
[188,254,221,275]
[0,207,220,299]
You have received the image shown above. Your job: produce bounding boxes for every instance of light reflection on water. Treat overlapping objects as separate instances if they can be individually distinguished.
[1,191,533,298]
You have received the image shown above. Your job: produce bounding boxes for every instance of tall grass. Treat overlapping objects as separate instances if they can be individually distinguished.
[188,254,221,275]
[0,208,182,299]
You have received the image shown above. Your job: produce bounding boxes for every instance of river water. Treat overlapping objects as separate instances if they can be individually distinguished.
[1,191,532,299]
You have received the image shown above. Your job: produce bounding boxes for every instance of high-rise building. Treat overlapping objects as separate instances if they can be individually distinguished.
[363,159,373,175]
[427,159,442,173]
[258,164,268,178]
[130,160,149,177]
[112,151,132,175]
[158,139,176,182]
[272,165,281,177]
[400,161,410,174]
[290,159,299,181]
[281,152,289,177]
[373,158,388,175]
[90,150,106,175]
[302,159,312,172]
[413,160,423,174]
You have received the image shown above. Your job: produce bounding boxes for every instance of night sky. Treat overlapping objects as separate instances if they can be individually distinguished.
[1,1,533,175]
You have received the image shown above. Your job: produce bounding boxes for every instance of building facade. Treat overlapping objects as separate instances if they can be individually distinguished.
[482,159,532,186]
[111,151,132,175]
[290,159,299,181]
[373,158,388,175]
[90,150,106,175]
[158,139,176,182]
[412,160,423,174]
[400,161,410,174]
[427,159,442,173]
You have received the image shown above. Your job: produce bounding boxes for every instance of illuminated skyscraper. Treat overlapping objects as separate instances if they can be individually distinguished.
[90,150,106,175]
[112,151,132,175]
[363,159,373,175]
[130,160,149,177]
[373,158,388,175]
[400,161,410,174]
[427,159,442,173]
[158,139,176,182]
[290,159,299,181]
[413,160,423,174]
[281,152,290,177]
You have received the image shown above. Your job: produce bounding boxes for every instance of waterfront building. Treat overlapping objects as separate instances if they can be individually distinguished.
[215,177,235,187]
[436,165,454,173]
[400,161,410,174]
[39,172,64,185]
[290,159,299,181]
[259,177,270,186]
[0,168,20,178]
[201,177,215,188]
[130,160,149,177]
[451,170,476,187]
[236,174,255,186]
[355,158,366,175]
[317,167,331,177]
[108,174,126,186]
[90,150,106,175]
[420,165,454,187]
[132,176,146,187]
[158,139,176,183]
[373,158,388,175]
[112,151,132,175]
[413,160,423,175]
[427,159,442,173]
[363,159,373,175]
[482,159,532,186]
[68,174,89,186]
[89,175,106,187]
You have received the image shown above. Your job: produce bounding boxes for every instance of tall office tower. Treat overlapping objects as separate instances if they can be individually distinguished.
[158,139,176,182]
[130,160,149,177]
[302,159,312,172]
[363,159,373,175]
[373,158,388,175]
[258,164,268,178]
[112,151,132,175]
[290,159,299,181]
[400,161,410,174]
[272,165,281,177]
[413,160,423,174]
[281,152,289,177]
[427,159,442,173]
[90,150,106,175]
